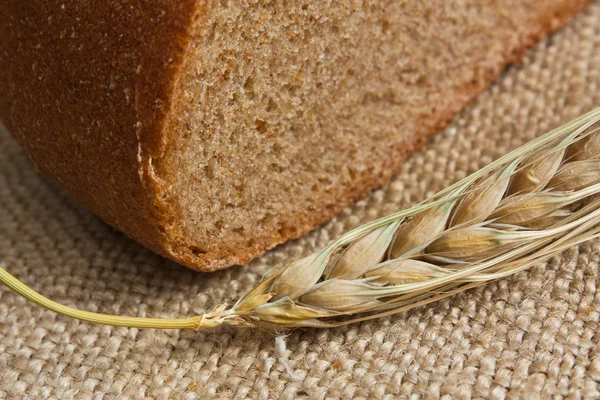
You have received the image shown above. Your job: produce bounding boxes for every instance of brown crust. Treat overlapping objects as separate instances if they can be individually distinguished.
[0,1,199,260]
[0,1,592,272]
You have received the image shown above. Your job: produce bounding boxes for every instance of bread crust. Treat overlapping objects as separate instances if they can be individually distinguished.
[0,1,199,260]
[0,1,592,271]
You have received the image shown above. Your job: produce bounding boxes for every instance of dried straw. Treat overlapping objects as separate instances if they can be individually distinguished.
[2,109,600,330]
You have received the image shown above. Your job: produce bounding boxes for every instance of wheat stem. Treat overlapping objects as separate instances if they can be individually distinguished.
[0,267,228,329]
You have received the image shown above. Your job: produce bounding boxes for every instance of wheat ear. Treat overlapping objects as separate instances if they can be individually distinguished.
[2,109,600,330]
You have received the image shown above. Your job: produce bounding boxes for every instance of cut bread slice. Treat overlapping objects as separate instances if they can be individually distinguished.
[0,0,591,271]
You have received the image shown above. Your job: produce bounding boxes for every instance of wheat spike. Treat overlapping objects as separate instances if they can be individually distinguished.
[2,109,600,330]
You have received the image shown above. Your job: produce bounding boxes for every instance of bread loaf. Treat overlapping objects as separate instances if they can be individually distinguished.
[0,1,591,271]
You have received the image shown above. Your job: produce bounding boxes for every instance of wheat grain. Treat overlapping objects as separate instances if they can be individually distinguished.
[365,259,449,285]
[389,202,454,259]
[490,191,573,226]
[507,147,565,195]
[2,109,600,330]
[449,161,517,226]
[566,128,600,161]
[548,160,600,191]
[327,221,399,280]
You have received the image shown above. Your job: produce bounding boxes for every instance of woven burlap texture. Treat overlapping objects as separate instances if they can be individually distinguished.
[2,4,600,399]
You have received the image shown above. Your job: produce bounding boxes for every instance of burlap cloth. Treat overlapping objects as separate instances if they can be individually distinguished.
[2,4,600,399]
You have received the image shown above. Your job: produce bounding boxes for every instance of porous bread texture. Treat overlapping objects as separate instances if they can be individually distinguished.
[154,0,589,270]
